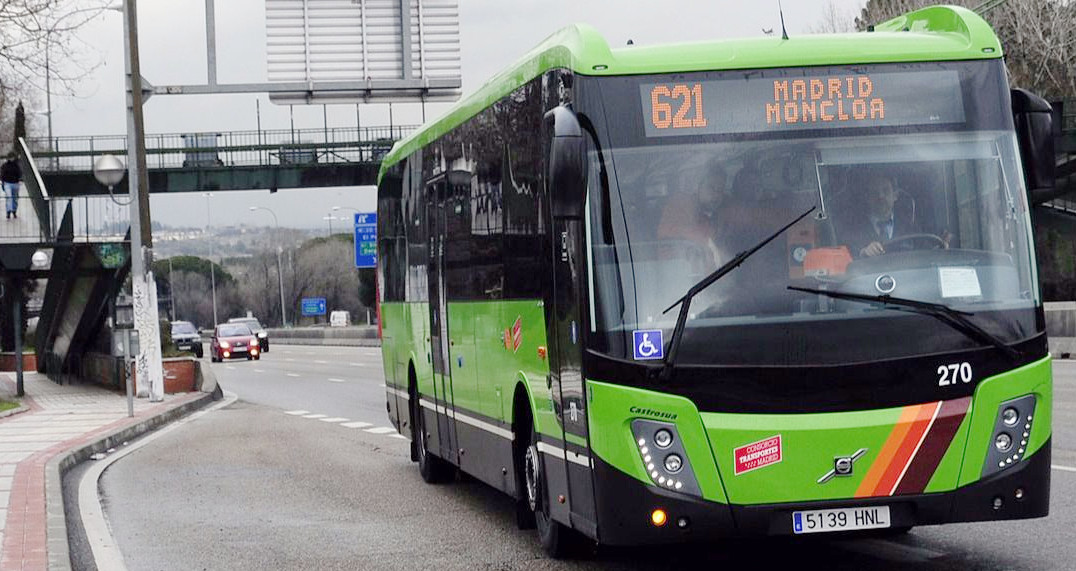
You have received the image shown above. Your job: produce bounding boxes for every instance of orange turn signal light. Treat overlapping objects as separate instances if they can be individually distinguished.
[651,508,668,527]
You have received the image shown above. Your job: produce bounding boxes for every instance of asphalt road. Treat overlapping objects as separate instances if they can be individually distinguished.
[207,344,390,423]
[83,348,1076,570]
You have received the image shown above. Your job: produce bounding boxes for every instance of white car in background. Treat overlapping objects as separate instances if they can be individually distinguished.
[330,311,351,327]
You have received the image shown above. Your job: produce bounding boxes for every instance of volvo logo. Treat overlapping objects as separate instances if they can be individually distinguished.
[817,448,868,484]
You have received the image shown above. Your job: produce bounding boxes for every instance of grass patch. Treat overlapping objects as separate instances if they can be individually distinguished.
[0,400,19,413]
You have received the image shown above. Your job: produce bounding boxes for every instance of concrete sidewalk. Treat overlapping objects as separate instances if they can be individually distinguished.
[0,372,215,570]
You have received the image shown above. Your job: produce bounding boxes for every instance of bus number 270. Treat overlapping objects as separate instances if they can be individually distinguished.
[650,84,708,129]
[937,362,972,386]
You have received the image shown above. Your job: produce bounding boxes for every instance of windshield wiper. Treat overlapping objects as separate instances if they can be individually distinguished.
[657,206,816,383]
[787,286,1021,361]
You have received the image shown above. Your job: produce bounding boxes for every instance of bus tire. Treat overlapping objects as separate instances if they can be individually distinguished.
[524,426,586,558]
[411,385,452,484]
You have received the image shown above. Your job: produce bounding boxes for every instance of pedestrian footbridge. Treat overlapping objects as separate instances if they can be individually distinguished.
[28,125,414,195]
[1,138,130,388]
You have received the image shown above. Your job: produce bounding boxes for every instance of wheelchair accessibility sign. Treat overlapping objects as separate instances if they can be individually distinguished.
[632,329,664,360]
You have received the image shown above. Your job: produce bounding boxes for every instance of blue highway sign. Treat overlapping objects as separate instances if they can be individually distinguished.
[354,212,377,268]
[301,297,327,317]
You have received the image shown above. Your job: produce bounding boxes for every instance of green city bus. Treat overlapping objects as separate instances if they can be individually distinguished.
[376,6,1054,556]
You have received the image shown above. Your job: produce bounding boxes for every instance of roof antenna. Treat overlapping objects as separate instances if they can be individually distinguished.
[778,0,789,40]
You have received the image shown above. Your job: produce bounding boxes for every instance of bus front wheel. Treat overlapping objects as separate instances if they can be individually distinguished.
[523,427,586,558]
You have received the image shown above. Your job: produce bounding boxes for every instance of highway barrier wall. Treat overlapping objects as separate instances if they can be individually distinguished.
[1046,301,1076,358]
[266,326,380,347]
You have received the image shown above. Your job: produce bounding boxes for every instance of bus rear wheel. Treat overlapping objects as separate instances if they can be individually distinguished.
[523,427,587,558]
[411,388,452,483]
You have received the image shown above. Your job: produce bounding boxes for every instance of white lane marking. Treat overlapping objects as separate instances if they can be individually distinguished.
[314,360,328,364]
[319,417,350,423]
[225,366,236,370]
[365,426,397,434]
[391,434,409,440]
[1053,464,1076,473]
[341,421,373,429]
[327,378,347,383]
[303,414,327,419]
[286,373,300,378]
[284,410,310,416]
[285,358,295,362]
[349,362,370,367]
[254,369,265,373]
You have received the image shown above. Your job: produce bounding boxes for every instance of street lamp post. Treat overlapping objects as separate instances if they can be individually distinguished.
[323,214,336,236]
[204,192,217,326]
[249,206,288,327]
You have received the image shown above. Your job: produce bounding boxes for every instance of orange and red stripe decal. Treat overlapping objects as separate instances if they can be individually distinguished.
[855,398,971,498]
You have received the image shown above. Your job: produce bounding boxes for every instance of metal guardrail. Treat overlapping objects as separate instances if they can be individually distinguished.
[0,193,129,243]
[25,125,417,173]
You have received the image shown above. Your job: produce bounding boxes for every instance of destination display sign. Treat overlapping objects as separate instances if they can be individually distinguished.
[639,70,964,137]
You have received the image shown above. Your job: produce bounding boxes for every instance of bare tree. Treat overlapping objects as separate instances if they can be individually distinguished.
[809,1,856,34]
[852,0,1076,99]
[0,0,112,148]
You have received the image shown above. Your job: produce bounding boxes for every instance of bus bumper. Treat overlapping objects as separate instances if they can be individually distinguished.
[594,438,1049,544]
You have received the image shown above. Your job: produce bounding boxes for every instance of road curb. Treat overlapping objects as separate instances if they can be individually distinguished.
[46,388,221,570]
[0,402,28,419]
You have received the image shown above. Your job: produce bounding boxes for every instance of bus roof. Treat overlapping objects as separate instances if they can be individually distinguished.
[378,5,1001,180]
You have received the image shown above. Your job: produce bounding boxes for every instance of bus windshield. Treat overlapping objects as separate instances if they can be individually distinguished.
[580,60,1041,366]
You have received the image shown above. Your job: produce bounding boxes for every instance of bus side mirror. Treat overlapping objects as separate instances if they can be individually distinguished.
[1011,89,1056,205]
[546,106,588,218]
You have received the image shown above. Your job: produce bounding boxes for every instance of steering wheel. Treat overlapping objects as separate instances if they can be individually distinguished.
[882,233,947,252]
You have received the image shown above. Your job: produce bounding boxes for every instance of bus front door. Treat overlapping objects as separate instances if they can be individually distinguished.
[426,180,458,465]
[550,217,598,536]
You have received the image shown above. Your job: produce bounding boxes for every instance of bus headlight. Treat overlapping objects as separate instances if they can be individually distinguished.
[631,419,700,497]
[982,394,1036,478]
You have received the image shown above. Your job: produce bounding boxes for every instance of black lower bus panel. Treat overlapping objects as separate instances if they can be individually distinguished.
[592,440,1049,544]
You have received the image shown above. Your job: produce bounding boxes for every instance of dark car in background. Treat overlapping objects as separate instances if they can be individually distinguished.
[170,320,203,358]
[210,323,260,362]
[228,317,269,352]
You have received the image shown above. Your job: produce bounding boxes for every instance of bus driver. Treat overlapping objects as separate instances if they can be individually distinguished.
[840,174,916,258]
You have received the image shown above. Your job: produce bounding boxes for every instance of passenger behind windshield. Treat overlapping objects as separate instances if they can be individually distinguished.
[656,158,728,269]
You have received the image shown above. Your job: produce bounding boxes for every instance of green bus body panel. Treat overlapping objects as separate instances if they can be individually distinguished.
[587,380,729,503]
[379,302,431,397]
[700,405,908,504]
[587,356,1050,506]
[380,300,559,438]
[444,300,555,435]
[957,357,1053,486]
[378,5,1000,182]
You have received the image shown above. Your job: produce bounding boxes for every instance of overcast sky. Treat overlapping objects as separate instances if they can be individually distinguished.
[45,0,867,230]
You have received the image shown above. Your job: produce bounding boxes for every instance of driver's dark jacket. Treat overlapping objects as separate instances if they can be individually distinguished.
[837,210,919,258]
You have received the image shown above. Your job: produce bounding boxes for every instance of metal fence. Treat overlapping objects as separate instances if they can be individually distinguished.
[0,192,129,242]
[25,125,417,173]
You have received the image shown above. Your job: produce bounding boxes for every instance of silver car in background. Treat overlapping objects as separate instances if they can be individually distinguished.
[170,320,203,358]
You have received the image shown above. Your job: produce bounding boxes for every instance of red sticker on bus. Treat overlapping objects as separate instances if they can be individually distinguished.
[512,317,523,353]
[733,435,782,475]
